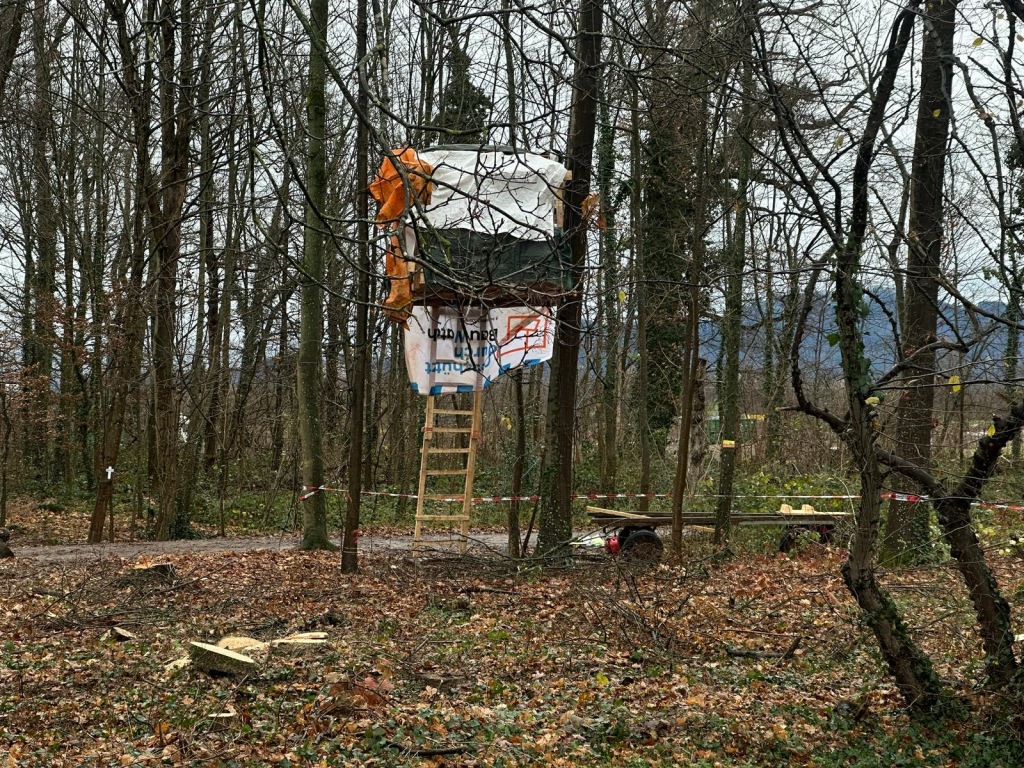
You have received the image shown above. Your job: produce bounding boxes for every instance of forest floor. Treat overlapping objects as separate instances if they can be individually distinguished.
[3,500,1024,766]
[2,496,521,562]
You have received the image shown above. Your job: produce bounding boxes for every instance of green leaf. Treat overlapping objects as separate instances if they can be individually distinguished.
[826,332,840,347]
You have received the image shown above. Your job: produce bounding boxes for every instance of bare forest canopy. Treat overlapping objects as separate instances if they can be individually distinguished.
[1,0,1023,523]
[8,0,1024,737]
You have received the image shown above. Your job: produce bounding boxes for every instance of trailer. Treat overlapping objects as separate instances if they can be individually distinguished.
[586,504,852,562]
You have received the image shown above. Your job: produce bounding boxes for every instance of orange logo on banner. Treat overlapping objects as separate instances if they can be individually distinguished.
[498,314,551,360]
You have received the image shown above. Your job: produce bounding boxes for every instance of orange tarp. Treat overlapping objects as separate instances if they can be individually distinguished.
[369,148,433,324]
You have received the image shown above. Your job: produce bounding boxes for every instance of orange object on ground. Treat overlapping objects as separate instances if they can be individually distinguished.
[369,149,433,324]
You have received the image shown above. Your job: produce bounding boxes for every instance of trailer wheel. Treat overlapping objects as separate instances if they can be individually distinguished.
[779,527,809,553]
[620,529,663,563]
[780,526,833,553]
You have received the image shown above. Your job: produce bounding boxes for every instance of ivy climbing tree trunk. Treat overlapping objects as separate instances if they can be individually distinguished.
[830,5,945,708]
[760,0,945,709]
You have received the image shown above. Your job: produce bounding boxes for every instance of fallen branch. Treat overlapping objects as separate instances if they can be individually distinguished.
[457,585,516,595]
[725,635,802,660]
[383,740,472,757]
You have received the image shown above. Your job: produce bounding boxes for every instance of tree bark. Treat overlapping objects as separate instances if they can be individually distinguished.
[828,2,944,710]
[714,34,755,547]
[342,0,371,572]
[151,0,195,540]
[883,0,957,563]
[297,0,334,550]
[89,0,156,543]
[596,91,619,500]
[760,0,945,709]
[537,0,603,558]
[0,0,24,103]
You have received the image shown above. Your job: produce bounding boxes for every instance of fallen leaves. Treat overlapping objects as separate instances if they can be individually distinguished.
[1,545,1023,766]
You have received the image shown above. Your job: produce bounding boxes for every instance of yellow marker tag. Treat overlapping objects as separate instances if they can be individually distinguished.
[949,375,961,394]
[988,424,996,437]
[722,440,736,449]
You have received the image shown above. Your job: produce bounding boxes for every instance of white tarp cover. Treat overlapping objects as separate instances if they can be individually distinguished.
[416,149,567,240]
[404,305,556,395]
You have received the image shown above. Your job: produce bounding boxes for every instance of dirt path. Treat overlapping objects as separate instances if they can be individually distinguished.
[10,531,530,563]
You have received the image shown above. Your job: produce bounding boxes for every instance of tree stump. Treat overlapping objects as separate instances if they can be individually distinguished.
[0,527,13,558]
[188,642,257,676]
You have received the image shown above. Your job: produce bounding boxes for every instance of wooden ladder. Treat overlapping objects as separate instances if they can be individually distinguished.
[412,391,484,554]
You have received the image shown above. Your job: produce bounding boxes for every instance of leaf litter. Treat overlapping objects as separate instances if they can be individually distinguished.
[2,543,1023,766]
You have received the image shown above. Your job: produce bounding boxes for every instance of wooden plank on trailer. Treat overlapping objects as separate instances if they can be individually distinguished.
[585,506,650,519]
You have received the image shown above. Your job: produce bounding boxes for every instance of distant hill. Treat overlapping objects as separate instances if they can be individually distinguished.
[713,287,1012,382]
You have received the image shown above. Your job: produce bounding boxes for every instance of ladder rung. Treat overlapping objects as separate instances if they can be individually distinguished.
[429,427,473,434]
[433,409,475,416]
[426,447,470,454]
[415,515,471,522]
[425,469,469,475]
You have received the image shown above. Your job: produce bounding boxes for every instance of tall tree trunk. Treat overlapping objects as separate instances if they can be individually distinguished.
[0,385,12,526]
[508,368,525,558]
[152,0,195,540]
[803,2,943,708]
[537,0,603,558]
[630,83,652,514]
[0,0,24,103]
[26,0,57,483]
[342,0,371,571]
[297,0,333,550]
[714,46,754,547]
[883,0,957,563]
[89,0,155,543]
[1006,296,1021,462]
[689,358,708,477]
[597,91,619,498]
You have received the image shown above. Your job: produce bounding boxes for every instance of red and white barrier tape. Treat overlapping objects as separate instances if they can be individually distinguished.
[299,487,859,503]
[298,485,1024,512]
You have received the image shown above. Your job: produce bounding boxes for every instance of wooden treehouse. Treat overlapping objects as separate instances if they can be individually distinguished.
[369,145,572,553]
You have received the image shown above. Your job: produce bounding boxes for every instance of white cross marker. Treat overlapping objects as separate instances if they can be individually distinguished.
[106,466,114,481]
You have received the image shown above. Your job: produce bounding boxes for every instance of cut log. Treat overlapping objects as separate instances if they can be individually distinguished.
[206,712,237,731]
[133,563,177,580]
[188,642,257,676]
[216,636,269,653]
[269,638,328,657]
[110,627,137,642]
[163,656,191,677]
[280,632,328,641]
[216,636,269,663]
